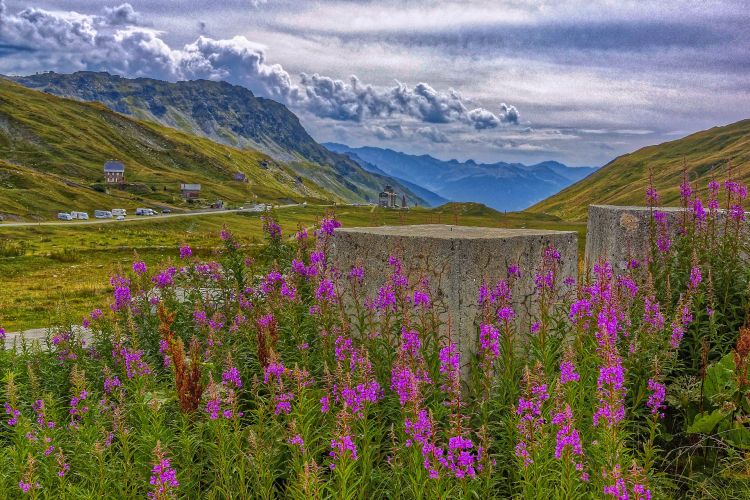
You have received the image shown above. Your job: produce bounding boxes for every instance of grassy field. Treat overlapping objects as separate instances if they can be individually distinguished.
[0,204,585,331]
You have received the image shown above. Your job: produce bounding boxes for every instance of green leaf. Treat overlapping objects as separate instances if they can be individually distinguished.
[704,353,738,402]
[687,409,729,434]
[724,423,750,450]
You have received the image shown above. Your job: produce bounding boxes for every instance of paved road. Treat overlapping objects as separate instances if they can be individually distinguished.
[0,204,303,228]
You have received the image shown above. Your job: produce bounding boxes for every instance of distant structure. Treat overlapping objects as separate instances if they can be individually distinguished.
[103,160,125,184]
[402,194,408,209]
[378,185,399,208]
[180,183,202,199]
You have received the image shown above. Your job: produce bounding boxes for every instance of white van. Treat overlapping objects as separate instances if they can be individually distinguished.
[111,209,127,217]
[57,212,73,221]
[136,208,156,216]
[94,210,113,219]
[71,211,89,220]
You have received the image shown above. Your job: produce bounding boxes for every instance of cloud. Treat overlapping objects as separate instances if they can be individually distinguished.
[0,1,519,136]
[102,3,140,26]
[416,126,449,143]
[293,73,517,128]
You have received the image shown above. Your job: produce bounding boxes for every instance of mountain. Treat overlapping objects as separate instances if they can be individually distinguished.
[528,119,750,221]
[324,143,597,211]
[11,71,428,206]
[0,78,333,220]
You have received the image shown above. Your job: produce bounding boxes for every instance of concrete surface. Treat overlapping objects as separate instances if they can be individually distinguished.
[330,224,578,368]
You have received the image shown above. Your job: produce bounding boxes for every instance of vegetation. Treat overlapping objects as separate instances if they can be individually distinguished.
[0,177,748,498]
[528,119,750,220]
[0,204,584,332]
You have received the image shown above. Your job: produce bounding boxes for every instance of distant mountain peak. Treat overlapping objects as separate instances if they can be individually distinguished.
[323,142,598,211]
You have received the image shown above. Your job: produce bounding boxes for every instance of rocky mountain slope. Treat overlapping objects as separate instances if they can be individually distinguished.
[325,143,597,211]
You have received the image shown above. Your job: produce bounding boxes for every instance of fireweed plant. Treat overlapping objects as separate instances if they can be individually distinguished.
[1,197,749,498]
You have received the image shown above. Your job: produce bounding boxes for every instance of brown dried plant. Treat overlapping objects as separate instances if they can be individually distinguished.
[158,305,204,414]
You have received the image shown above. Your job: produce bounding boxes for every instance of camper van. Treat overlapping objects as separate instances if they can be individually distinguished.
[111,209,127,217]
[57,212,73,221]
[70,211,89,220]
[136,208,156,216]
[94,210,113,219]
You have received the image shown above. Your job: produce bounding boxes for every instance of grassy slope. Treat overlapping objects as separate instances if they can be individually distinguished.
[0,205,584,330]
[527,119,750,221]
[12,72,430,207]
[0,79,333,220]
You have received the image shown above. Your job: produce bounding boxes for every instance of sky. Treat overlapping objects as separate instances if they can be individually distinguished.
[1,1,749,166]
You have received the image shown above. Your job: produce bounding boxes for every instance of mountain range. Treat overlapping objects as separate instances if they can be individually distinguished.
[11,71,431,206]
[324,143,598,211]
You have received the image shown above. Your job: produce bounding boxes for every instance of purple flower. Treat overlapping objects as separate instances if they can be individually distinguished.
[117,347,151,379]
[730,204,745,221]
[148,458,179,499]
[689,266,702,290]
[507,264,521,277]
[132,261,147,275]
[479,324,500,361]
[646,378,666,418]
[348,266,364,282]
[288,434,305,452]
[413,289,431,309]
[222,367,242,389]
[318,216,342,236]
[680,179,693,201]
[152,267,177,288]
[316,279,336,303]
[4,402,20,426]
[560,358,580,384]
[330,434,358,462]
[179,245,192,259]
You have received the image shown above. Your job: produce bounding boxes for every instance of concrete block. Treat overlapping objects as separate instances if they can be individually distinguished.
[584,204,746,271]
[330,224,578,365]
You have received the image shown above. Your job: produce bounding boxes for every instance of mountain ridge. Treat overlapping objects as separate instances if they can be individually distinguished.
[324,143,597,211]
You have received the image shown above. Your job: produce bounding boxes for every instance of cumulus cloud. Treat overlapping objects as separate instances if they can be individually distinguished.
[0,1,519,137]
[293,73,517,128]
[102,3,140,26]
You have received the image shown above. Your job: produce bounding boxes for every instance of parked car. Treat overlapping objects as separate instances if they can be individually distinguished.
[116,215,126,221]
[57,212,73,221]
[161,208,172,214]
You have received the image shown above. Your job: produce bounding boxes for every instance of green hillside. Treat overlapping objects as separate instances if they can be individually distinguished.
[528,119,750,221]
[13,71,430,206]
[0,78,334,220]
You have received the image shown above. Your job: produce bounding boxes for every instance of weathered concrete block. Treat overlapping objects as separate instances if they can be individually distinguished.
[330,224,578,364]
[584,204,748,271]
[585,205,684,271]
